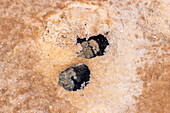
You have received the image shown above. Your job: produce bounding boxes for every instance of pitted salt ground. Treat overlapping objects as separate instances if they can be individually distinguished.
[37,2,148,112]
[1,0,169,112]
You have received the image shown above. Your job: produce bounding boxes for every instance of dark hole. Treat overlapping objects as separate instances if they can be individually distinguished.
[88,34,109,56]
[77,38,86,44]
[77,34,109,59]
[58,63,90,91]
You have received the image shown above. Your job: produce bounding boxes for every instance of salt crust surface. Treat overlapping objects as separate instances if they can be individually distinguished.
[0,0,169,113]
[38,2,145,113]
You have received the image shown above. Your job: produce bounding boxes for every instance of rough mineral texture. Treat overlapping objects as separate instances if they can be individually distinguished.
[0,0,169,113]
[77,34,109,59]
[58,63,90,91]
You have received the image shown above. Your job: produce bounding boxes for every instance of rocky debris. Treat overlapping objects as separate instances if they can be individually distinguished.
[77,34,109,59]
[58,63,90,91]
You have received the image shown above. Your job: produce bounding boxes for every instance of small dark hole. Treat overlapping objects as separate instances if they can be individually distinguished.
[77,34,109,59]
[58,63,90,91]
[88,34,109,56]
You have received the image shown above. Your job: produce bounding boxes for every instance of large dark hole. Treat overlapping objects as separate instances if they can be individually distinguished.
[58,63,90,91]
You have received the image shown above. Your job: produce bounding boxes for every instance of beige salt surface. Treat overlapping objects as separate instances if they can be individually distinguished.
[0,0,169,113]
[36,2,144,112]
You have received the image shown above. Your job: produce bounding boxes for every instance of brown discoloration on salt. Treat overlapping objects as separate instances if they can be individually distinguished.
[42,11,58,20]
